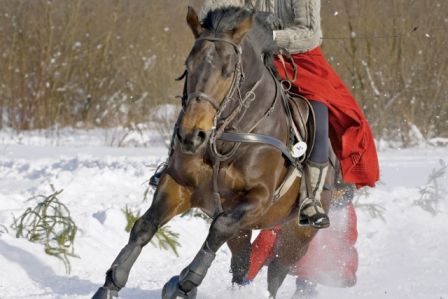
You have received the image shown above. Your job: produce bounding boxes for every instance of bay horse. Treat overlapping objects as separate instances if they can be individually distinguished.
[92,6,336,299]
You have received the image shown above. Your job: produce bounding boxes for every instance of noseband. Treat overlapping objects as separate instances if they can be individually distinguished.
[183,36,264,147]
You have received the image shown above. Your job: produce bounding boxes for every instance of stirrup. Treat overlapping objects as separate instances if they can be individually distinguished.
[298,197,330,229]
[149,162,168,188]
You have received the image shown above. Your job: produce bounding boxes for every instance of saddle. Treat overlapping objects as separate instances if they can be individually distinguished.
[286,93,316,160]
[279,95,349,207]
[272,93,316,201]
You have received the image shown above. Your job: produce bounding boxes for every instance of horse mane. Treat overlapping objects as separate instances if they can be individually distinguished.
[202,6,279,76]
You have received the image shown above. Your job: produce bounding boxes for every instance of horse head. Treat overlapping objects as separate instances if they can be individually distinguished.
[177,7,253,154]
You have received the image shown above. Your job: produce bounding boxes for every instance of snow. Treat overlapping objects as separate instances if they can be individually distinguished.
[0,131,447,299]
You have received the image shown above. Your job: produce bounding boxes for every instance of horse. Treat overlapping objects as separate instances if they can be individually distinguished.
[92,6,337,299]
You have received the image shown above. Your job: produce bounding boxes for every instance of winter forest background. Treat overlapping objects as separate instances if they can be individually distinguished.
[0,1,447,299]
[0,0,447,144]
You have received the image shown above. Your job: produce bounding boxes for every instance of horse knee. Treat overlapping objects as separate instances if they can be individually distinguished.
[205,215,240,252]
[211,215,239,237]
[130,216,158,246]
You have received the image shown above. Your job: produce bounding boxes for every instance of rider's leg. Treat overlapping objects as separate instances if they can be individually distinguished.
[298,100,330,228]
[149,160,169,188]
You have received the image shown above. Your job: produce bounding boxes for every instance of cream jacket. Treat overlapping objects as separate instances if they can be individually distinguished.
[200,0,322,53]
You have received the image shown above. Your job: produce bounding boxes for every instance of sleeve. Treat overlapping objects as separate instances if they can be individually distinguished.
[200,0,246,20]
[273,0,321,49]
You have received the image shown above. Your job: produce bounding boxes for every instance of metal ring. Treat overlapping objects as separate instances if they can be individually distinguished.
[281,80,292,92]
[245,90,256,103]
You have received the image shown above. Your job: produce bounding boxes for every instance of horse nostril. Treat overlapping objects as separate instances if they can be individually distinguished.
[196,129,207,141]
[178,128,207,153]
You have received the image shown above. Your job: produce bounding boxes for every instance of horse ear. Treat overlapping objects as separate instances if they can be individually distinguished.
[232,15,253,44]
[186,6,202,38]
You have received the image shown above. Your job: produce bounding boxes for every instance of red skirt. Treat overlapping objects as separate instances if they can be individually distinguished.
[274,47,379,187]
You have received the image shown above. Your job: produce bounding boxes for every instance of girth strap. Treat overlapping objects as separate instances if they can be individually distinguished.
[218,132,297,166]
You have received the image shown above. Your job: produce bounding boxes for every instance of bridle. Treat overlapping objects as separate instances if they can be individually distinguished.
[181,35,264,160]
[185,37,244,112]
[179,34,297,218]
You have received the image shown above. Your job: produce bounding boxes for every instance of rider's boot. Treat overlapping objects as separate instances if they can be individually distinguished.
[298,160,330,229]
[149,161,168,188]
[149,114,180,189]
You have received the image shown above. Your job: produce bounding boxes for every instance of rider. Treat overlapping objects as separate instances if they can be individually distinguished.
[150,0,379,229]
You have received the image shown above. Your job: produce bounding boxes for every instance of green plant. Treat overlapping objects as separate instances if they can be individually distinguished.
[0,224,8,235]
[354,187,386,222]
[11,186,78,274]
[355,202,387,222]
[151,226,180,257]
[122,205,141,233]
[181,208,211,222]
[121,205,180,256]
[414,159,447,215]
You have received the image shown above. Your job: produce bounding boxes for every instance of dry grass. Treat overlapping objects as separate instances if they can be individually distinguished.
[0,0,200,130]
[321,0,448,143]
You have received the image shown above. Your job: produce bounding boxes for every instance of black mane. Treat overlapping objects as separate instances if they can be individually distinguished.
[202,6,253,33]
[202,6,279,76]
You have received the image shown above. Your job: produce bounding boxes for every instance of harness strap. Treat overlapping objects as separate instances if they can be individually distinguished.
[218,132,298,167]
[277,50,298,82]
[187,91,221,111]
[273,166,302,201]
[197,37,242,54]
[212,160,224,218]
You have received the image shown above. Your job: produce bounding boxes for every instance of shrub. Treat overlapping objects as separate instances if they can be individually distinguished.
[121,205,180,256]
[11,186,78,274]
[0,224,8,235]
[414,159,447,215]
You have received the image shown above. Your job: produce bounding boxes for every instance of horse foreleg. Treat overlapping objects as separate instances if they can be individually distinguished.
[227,230,252,285]
[93,174,191,299]
[267,222,317,299]
[162,199,258,299]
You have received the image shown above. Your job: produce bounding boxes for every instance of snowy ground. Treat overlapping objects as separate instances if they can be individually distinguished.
[0,130,447,299]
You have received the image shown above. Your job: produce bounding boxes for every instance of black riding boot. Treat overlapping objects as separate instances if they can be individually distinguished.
[149,161,168,188]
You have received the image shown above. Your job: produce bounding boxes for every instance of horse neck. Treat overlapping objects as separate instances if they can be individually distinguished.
[232,41,283,134]
[240,39,265,87]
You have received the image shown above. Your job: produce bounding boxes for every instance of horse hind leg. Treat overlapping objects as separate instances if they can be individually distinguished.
[267,166,335,298]
[92,174,191,299]
[227,230,252,285]
[267,221,317,299]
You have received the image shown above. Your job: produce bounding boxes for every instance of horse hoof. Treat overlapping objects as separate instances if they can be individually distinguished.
[92,286,119,299]
[162,276,198,299]
[232,277,251,286]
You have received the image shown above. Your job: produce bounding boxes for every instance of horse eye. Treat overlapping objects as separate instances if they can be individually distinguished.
[222,66,234,78]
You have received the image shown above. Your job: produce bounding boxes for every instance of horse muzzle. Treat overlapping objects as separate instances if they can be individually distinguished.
[177,128,209,154]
